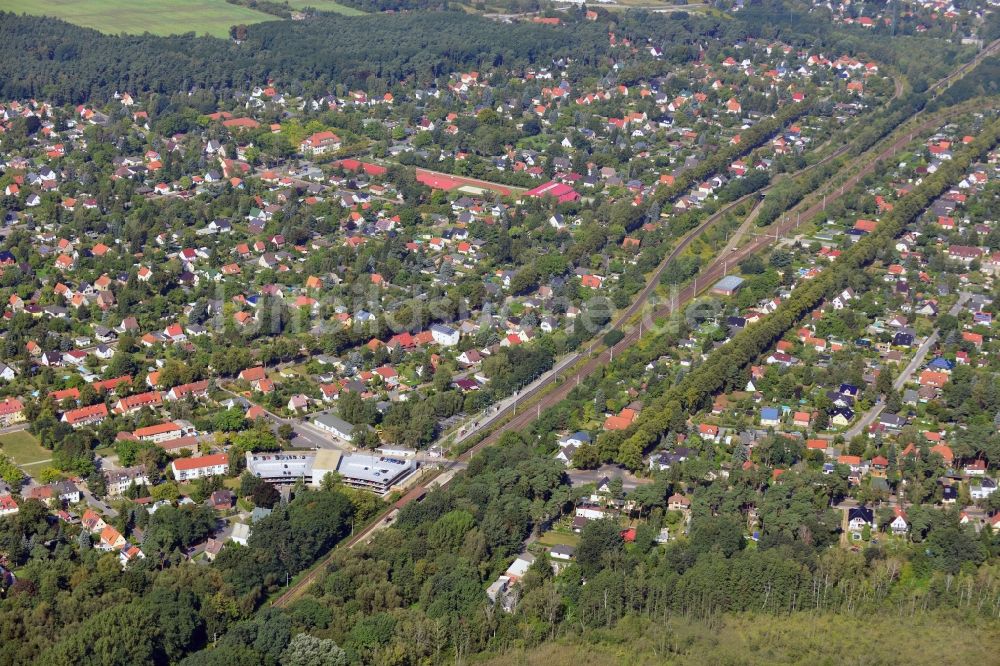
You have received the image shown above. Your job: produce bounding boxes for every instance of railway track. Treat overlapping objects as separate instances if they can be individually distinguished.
[459,53,996,460]
[926,38,1000,93]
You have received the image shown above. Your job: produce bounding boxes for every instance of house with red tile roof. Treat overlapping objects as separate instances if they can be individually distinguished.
[929,444,954,464]
[113,391,163,415]
[62,403,109,427]
[166,380,210,401]
[171,453,229,481]
[134,421,183,443]
[98,525,127,551]
[0,398,24,426]
[239,367,266,383]
[604,408,637,431]
[300,130,341,155]
[918,370,949,388]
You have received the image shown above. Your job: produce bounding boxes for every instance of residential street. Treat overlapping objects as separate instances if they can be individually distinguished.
[566,465,652,491]
[845,292,970,439]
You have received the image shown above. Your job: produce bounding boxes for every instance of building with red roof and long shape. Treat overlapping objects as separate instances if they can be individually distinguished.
[523,181,580,203]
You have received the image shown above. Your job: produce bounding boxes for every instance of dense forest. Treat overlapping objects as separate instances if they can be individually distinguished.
[0,11,609,104]
[0,1,969,105]
[935,56,1000,107]
[167,436,1000,664]
[0,480,374,665]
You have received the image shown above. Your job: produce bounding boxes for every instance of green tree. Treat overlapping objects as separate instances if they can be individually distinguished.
[576,519,624,578]
[214,408,247,432]
[282,634,348,666]
[252,482,280,509]
[876,366,893,395]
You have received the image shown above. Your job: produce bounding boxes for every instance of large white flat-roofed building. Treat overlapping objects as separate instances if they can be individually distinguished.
[311,449,342,486]
[245,451,316,483]
[246,449,417,494]
[336,452,417,494]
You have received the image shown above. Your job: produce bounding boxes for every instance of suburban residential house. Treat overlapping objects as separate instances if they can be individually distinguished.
[119,544,146,568]
[171,453,229,482]
[0,495,18,516]
[98,525,127,551]
[287,394,310,412]
[0,398,25,426]
[230,522,250,546]
[604,407,637,431]
[0,362,16,382]
[575,503,608,520]
[81,509,107,533]
[61,403,109,427]
[300,130,341,155]
[760,407,780,427]
[554,431,591,465]
[134,421,184,444]
[667,494,691,511]
[28,480,81,506]
[890,506,909,535]
[113,390,163,415]
[430,324,460,346]
[165,380,210,401]
[105,466,152,496]
[970,477,996,500]
[847,506,874,538]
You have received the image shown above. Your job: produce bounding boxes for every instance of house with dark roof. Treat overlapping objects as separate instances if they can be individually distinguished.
[847,506,873,536]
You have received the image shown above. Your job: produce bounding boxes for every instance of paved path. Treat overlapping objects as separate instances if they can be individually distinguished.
[0,423,29,436]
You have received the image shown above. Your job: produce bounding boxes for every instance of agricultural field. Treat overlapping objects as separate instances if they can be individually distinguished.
[286,0,365,15]
[0,0,277,37]
[0,431,50,468]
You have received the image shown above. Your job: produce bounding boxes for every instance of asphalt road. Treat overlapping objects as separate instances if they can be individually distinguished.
[566,465,651,491]
[845,292,971,439]
[216,385,353,451]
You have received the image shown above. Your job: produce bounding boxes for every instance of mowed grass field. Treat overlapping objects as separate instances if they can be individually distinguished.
[0,431,50,467]
[0,0,278,37]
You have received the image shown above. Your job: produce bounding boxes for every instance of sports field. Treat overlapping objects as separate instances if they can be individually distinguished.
[0,0,278,38]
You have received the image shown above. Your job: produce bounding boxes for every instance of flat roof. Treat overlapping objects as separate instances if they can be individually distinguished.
[712,275,745,291]
[245,451,315,479]
[337,452,415,485]
[313,448,342,471]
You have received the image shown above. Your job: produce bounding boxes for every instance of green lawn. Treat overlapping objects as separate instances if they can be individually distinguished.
[287,0,365,15]
[0,0,278,37]
[0,431,51,467]
[537,529,580,548]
